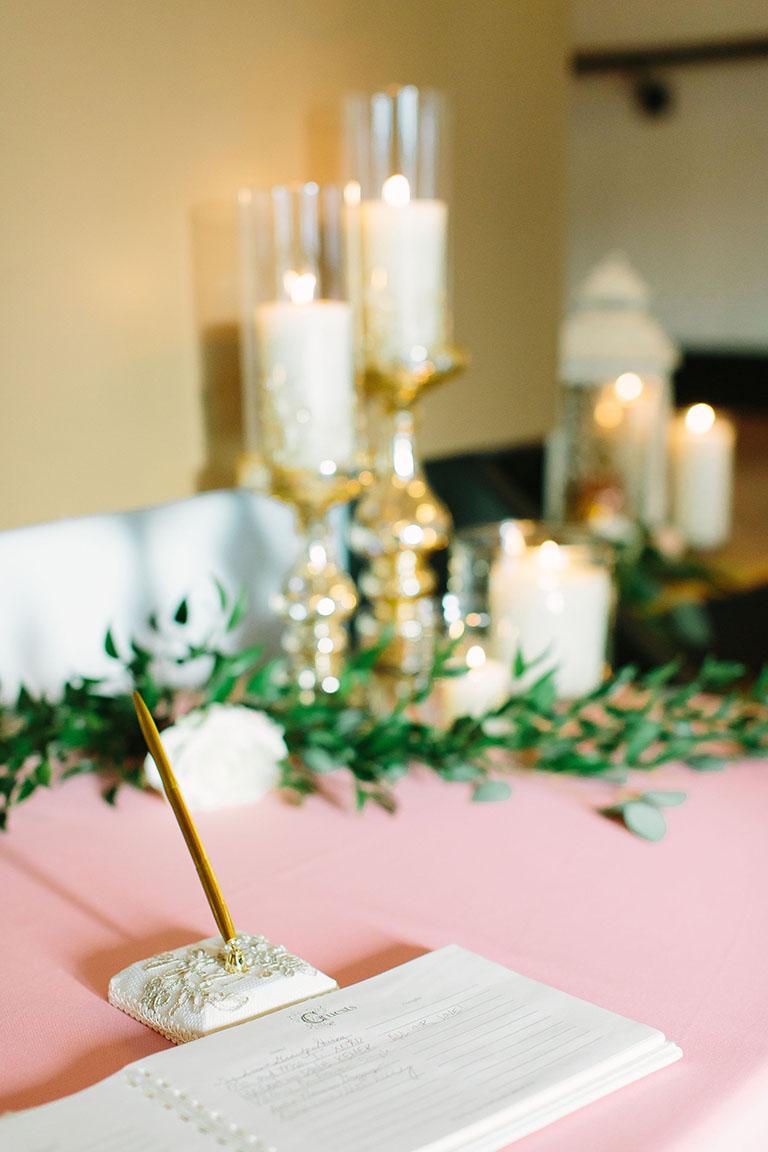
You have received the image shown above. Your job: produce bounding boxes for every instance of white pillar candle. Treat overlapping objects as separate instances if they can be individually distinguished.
[671,404,735,550]
[593,373,668,526]
[360,175,447,366]
[434,644,510,722]
[256,274,355,471]
[489,538,612,699]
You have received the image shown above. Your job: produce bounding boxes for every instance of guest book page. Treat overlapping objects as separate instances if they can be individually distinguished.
[1,946,681,1152]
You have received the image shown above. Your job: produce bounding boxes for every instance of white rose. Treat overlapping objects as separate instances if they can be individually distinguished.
[143,704,286,812]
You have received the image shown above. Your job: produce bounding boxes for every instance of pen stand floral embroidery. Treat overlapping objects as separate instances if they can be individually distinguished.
[109,934,337,1044]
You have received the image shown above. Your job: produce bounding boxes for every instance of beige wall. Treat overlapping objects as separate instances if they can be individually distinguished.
[0,0,567,531]
[568,0,768,348]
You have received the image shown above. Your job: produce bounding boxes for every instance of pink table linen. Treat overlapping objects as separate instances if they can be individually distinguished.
[2,760,768,1150]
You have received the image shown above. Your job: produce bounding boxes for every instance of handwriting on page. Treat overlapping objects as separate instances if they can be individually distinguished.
[219,982,603,1151]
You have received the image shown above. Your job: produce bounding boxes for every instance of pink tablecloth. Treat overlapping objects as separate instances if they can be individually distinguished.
[2,760,768,1150]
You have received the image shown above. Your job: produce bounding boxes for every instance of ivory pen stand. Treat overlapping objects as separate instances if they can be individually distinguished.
[109,934,338,1044]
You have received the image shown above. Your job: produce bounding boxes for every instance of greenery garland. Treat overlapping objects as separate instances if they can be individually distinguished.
[1,586,766,841]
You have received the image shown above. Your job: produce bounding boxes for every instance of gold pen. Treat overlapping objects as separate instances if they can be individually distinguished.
[132,690,247,973]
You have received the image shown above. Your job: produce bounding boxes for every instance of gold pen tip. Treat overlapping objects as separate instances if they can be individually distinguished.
[224,940,249,973]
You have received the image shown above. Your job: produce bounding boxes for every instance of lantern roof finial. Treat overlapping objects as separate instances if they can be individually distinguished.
[560,251,678,381]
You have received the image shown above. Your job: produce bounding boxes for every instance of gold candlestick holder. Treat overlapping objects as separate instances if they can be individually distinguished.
[350,348,466,688]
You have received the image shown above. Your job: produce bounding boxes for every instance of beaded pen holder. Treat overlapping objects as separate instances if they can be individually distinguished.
[109,934,337,1044]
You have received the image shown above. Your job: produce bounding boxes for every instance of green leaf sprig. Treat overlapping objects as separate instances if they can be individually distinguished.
[0,587,766,839]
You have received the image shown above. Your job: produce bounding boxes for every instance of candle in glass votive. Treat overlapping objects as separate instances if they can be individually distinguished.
[435,643,510,723]
[671,404,735,550]
[360,175,447,365]
[256,271,355,470]
[489,535,612,699]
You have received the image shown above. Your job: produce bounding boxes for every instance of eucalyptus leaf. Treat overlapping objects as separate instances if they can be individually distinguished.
[214,578,229,612]
[17,777,37,802]
[624,720,662,763]
[441,761,483,783]
[34,761,52,787]
[0,775,16,798]
[641,661,681,688]
[226,587,248,632]
[471,778,512,803]
[208,675,238,705]
[699,656,746,686]
[668,602,713,648]
[686,754,726,772]
[527,671,557,713]
[608,664,639,691]
[617,800,667,842]
[301,746,340,776]
[103,784,119,806]
[597,767,629,784]
[752,667,768,703]
[640,790,686,807]
[334,708,367,737]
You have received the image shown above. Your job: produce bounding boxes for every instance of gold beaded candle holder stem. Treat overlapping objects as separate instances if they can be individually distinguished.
[270,468,359,699]
[351,349,466,688]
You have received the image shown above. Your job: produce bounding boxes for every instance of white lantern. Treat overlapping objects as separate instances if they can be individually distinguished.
[547,252,679,533]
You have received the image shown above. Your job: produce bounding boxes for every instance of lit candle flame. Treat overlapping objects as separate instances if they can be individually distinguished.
[500,520,526,557]
[284,270,316,305]
[466,645,486,670]
[343,180,361,206]
[685,403,716,434]
[614,372,643,402]
[382,174,410,206]
[536,540,567,569]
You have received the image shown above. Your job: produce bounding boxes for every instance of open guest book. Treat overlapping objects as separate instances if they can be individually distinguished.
[1,946,681,1151]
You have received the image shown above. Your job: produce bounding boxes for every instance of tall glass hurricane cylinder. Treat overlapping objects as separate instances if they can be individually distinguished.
[344,86,465,686]
[238,183,360,698]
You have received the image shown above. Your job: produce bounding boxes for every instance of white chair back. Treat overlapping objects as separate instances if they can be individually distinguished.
[0,490,300,699]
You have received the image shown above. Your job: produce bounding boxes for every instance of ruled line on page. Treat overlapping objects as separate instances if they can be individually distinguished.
[371,986,506,1033]
[414,1008,544,1058]
[474,1028,582,1077]
[483,1032,603,1086]
[477,1025,587,1079]
[398,1001,542,1051]
[310,1077,456,1141]
[310,1076,448,1128]
[442,1017,567,1072]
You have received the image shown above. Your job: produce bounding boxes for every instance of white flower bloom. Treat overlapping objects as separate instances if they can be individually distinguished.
[144,704,286,812]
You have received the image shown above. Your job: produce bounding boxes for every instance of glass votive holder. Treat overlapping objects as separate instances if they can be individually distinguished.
[443,520,513,645]
[431,639,511,723]
[447,521,616,700]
